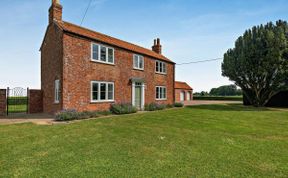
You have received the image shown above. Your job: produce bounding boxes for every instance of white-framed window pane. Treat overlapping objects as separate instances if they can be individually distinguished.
[100,83,106,100]
[108,48,114,63]
[156,61,159,72]
[55,80,60,103]
[92,44,99,60]
[134,55,139,68]
[160,62,163,72]
[156,87,159,99]
[100,46,106,62]
[108,84,113,100]
[163,63,166,73]
[163,88,166,98]
[139,57,144,69]
[92,83,99,100]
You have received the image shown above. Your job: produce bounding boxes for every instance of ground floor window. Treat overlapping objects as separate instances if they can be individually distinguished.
[55,79,60,103]
[91,81,114,102]
[156,86,167,100]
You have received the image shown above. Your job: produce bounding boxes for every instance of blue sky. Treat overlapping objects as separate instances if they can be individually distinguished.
[0,0,287,92]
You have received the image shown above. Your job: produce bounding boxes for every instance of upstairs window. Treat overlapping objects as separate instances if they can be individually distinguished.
[156,86,167,100]
[54,79,60,103]
[91,81,114,102]
[133,54,144,70]
[91,43,114,64]
[156,60,167,74]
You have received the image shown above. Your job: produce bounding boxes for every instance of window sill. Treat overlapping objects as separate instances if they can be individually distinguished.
[155,72,167,75]
[90,100,115,104]
[91,59,115,66]
[156,99,167,101]
[54,101,60,104]
[133,68,144,71]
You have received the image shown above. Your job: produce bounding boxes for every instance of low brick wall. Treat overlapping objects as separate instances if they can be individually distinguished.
[0,89,7,116]
[28,90,43,114]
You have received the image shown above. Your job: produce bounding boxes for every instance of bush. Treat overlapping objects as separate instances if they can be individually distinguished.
[55,110,112,121]
[55,109,82,121]
[110,103,137,115]
[166,104,174,109]
[144,103,167,111]
[174,102,184,107]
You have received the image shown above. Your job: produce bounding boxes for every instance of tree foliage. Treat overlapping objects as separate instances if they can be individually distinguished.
[222,20,288,106]
[210,85,242,96]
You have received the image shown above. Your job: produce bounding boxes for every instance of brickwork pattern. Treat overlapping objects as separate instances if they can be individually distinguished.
[41,23,63,114]
[29,90,43,114]
[61,33,175,112]
[0,89,6,116]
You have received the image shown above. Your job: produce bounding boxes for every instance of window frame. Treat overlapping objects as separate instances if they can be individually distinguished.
[54,79,60,104]
[156,86,167,100]
[133,54,144,70]
[91,43,115,65]
[91,81,115,103]
[155,60,167,74]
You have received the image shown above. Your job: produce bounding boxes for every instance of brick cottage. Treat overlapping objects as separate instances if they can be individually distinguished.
[41,0,175,114]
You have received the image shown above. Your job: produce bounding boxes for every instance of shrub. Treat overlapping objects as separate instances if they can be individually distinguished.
[166,104,174,109]
[55,110,112,121]
[144,103,167,111]
[55,109,82,121]
[110,103,137,115]
[174,102,184,107]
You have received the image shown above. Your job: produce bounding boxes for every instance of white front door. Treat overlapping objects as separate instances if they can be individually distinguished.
[187,92,191,101]
[180,91,185,101]
[132,82,145,110]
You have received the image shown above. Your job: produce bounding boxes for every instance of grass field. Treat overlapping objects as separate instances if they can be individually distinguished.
[7,105,27,113]
[0,104,287,177]
[193,96,243,101]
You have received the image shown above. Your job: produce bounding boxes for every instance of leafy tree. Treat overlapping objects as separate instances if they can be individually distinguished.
[222,20,288,106]
[209,85,242,96]
[194,91,209,96]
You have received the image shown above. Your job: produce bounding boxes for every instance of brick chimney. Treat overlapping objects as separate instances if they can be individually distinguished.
[152,38,162,54]
[49,0,62,24]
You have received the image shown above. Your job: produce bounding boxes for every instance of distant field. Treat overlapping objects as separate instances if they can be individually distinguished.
[193,96,243,101]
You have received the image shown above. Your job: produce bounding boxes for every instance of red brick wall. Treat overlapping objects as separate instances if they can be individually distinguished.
[61,33,175,112]
[28,90,43,114]
[175,89,193,102]
[0,89,6,116]
[41,23,63,114]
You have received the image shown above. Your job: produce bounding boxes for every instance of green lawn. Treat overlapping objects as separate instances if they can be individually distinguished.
[0,104,287,177]
[8,105,27,113]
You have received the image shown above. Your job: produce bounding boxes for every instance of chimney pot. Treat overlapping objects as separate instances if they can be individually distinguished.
[157,38,160,45]
[49,0,63,24]
[152,38,162,54]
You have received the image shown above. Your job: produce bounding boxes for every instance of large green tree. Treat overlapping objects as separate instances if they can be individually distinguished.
[222,20,288,107]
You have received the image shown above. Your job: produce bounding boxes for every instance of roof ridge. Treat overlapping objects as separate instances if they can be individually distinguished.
[60,21,174,63]
[63,21,157,54]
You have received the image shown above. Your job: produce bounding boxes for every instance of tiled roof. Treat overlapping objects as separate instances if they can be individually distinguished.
[175,81,193,90]
[57,21,174,63]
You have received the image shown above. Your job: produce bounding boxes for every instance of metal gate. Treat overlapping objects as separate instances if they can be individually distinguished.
[6,87,29,115]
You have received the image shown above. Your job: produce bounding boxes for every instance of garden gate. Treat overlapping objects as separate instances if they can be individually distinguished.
[6,87,29,115]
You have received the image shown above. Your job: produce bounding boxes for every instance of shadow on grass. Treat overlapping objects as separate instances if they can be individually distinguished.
[186,104,274,112]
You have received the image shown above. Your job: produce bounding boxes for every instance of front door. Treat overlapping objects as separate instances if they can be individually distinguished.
[180,91,185,101]
[134,84,142,109]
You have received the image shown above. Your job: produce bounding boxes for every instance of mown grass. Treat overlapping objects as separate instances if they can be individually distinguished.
[7,105,27,113]
[0,104,287,177]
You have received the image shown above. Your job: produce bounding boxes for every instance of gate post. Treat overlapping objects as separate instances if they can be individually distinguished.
[27,87,29,114]
[6,87,9,116]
